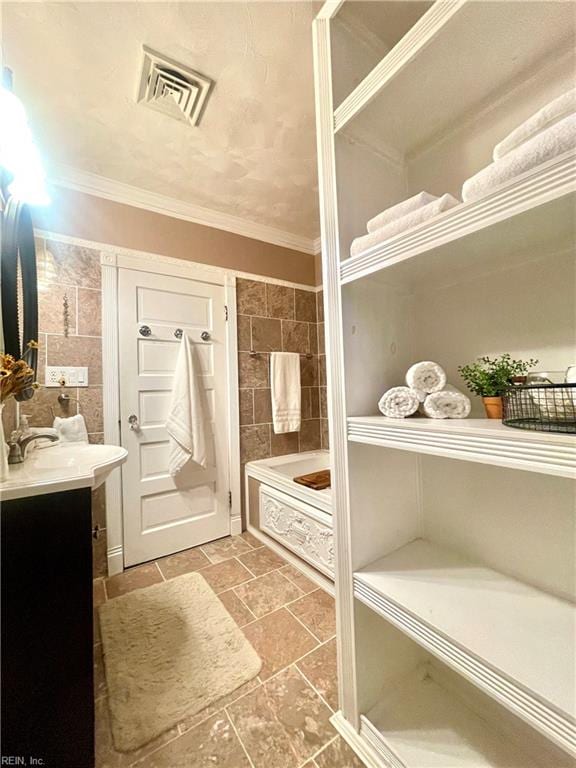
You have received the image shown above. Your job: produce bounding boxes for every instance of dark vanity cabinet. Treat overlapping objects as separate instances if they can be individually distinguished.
[1,488,95,768]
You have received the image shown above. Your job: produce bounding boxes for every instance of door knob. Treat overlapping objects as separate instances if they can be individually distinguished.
[128,414,140,431]
[201,331,211,341]
[139,325,152,337]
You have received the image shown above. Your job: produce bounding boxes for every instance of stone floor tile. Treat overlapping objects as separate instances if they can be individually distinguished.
[201,558,254,593]
[242,608,317,680]
[200,535,254,563]
[288,589,336,643]
[280,564,318,594]
[105,563,163,599]
[234,570,303,618]
[238,545,287,576]
[297,638,338,711]
[227,666,334,768]
[218,589,256,627]
[315,736,366,768]
[155,548,210,580]
[136,712,250,767]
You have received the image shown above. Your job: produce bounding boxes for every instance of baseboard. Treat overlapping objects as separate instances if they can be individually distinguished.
[330,711,383,768]
[246,523,334,596]
[107,545,124,577]
[231,516,243,536]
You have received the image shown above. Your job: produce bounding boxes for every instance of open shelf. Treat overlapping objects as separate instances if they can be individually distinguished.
[340,151,576,288]
[354,539,576,757]
[334,1,575,156]
[360,667,541,768]
[347,416,576,479]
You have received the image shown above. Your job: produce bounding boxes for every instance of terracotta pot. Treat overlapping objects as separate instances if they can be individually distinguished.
[482,396,503,420]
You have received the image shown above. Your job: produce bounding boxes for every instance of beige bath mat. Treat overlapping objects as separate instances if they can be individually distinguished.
[99,571,262,752]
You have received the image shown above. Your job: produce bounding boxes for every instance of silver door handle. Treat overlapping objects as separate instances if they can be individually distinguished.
[139,325,152,337]
[201,331,211,341]
[128,414,140,431]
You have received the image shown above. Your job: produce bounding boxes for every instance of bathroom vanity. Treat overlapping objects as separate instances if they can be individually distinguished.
[0,443,127,768]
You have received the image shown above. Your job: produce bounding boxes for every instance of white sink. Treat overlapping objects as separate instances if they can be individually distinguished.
[0,442,128,501]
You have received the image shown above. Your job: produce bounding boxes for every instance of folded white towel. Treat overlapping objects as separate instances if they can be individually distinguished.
[421,386,471,419]
[494,89,576,161]
[462,113,576,202]
[367,191,437,233]
[270,352,301,434]
[166,334,207,475]
[378,386,420,418]
[351,194,460,257]
[406,361,447,394]
[53,414,88,443]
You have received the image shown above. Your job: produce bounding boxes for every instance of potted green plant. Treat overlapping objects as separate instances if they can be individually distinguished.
[458,354,538,419]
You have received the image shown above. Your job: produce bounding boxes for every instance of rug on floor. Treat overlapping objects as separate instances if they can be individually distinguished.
[98,571,262,752]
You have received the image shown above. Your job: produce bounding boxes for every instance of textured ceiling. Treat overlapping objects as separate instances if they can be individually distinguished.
[2,2,320,239]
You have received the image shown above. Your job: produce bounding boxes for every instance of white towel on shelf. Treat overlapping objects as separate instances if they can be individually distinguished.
[367,191,437,233]
[351,194,460,257]
[421,386,471,419]
[494,88,576,161]
[378,386,420,419]
[53,414,88,443]
[405,361,447,394]
[270,352,301,434]
[166,333,207,475]
[462,113,576,202]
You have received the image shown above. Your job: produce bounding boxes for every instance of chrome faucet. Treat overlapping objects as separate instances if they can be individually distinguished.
[8,432,59,464]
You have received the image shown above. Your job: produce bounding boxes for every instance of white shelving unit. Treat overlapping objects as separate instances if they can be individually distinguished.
[313,1,576,766]
[347,417,576,479]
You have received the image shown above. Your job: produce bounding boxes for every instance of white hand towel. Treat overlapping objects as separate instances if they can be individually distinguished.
[406,361,447,394]
[494,88,576,161]
[270,352,301,434]
[166,333,207,475]
[421,386,471,419]
[378,386,420,418]
[367,191,437,233]
[351,194,460,257]
[53,414,88,443]
[462,113,576,202]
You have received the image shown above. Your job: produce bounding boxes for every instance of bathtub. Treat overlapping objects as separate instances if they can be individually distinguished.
[245,451,333,580]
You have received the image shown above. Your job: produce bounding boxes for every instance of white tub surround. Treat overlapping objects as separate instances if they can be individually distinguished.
[245,451,333,580]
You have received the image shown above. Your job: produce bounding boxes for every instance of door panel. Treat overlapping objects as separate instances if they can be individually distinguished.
[119,269,230,566]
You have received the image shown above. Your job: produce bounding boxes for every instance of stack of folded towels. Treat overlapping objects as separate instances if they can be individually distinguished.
[350,191,460,257]
[462,88,576,202]
[378,361,471,420]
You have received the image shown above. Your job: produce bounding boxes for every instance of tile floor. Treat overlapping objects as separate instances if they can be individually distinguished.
[93,533,364,768]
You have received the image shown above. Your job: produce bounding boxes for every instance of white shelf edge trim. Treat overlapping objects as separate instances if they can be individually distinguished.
[347,419,576,479]
[360,716,406,768]
[340,151,576,284]
[333,0,466,133]
[353,578,576,757]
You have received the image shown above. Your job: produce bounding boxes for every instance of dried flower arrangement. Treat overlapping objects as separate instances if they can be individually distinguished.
[0,340,39,403]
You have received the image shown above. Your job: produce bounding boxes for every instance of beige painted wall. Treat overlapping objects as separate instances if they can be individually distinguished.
[33,186,317,285]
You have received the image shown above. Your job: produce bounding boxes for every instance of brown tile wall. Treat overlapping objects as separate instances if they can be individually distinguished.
[236,279,328,492]
[24,237,107,577]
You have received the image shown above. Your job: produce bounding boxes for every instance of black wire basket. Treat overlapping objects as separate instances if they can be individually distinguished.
[502,383,576,434]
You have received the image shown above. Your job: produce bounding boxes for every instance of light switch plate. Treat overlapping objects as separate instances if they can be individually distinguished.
[45,366,89,387]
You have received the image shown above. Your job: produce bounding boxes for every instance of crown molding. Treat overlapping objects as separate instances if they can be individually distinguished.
[49,163,319,255]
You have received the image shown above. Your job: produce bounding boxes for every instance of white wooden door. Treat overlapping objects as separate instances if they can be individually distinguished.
[118,268,230,566]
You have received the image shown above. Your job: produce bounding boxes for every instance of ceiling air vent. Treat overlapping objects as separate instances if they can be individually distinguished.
[137,46,214,127]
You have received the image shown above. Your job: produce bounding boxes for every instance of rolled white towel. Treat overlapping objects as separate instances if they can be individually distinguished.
[350,194,460,257]
[367,191,437,233]
[462,113,576,202]
[406,361,446,394]
[494,88,576,161]
[421,386,471,419]
[378,386,420,418]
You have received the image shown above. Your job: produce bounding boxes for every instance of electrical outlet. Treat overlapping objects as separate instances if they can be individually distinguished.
[45,366,89,387]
